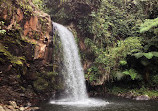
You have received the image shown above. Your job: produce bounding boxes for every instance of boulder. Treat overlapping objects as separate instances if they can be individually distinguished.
[0,106,5,111]
[135,95,150,100]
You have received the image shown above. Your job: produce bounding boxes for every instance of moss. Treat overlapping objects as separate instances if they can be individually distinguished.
[0,43,24,66]
[33,77,49,91]
[46,71,58,77]
[32,31,41,40]
[0,21,6,35]
[17,0,33,19]
[21,36,37,45]
[10,57,23,65]
[39,17,48,34]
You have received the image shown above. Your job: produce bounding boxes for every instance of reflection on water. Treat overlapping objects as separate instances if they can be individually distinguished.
[37,96,158,111]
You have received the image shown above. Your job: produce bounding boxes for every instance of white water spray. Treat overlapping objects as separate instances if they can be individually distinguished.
[50,22,108,107]
[53,22,88,101]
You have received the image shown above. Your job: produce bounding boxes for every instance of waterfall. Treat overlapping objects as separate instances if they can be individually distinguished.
[50,22,109,107]
[53,22,88,101]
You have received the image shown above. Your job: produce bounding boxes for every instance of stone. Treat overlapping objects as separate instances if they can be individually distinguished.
[0,106,5,111]
[9,101,18,108]
[16,8,23,22]
[6,105,17,111]
[20,107,25,111]
[3,106,12,111]
[135,95,150,100]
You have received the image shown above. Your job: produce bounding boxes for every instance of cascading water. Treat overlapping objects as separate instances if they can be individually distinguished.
[53,22,88,101]
[50,22,109,107]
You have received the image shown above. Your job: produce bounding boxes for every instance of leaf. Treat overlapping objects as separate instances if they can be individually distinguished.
[152,52,158,57]
[140,17,158,33]
[123,70,130,75]
[123,69,137,80]
[134,53,144,59]
[144,52,153,59]
[119,60,127,65]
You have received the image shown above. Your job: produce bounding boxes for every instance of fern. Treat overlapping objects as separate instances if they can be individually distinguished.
[140,17,158,33]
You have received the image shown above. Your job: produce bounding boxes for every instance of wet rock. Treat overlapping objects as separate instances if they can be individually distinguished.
[6,105,17,111]
[0,106,5,111]
[9,101,18,109]
[20,107,25,111]
[135,95,150,100]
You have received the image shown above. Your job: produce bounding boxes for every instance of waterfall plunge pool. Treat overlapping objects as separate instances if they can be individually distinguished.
[37,96,158,111]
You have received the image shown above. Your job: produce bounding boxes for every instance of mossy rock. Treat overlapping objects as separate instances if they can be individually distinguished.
[33,77,49,91]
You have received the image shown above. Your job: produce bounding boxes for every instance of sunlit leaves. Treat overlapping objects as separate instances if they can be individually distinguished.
[0,21,6,35]
[119,60,127,66]
[144,52,153,59]
[134,52,158,59]
[140,17,158,33]
[123,69,138,80]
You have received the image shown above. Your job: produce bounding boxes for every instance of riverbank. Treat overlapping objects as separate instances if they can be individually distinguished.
[87,83,158,101]
[107,86,158,101]
[89,86,158,101]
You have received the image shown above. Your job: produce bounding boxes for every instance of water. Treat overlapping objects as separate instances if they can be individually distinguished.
[38,96,158,111]
[52,22,88,101]
[51,22,108,106]
[46,23,158,111]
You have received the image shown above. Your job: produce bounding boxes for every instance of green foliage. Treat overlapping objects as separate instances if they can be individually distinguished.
[0,21,6,35]
[109,86,158,98]
[33,70,61,91]
[0,30,6,35]
[85,66,100,82]
[0,43,24,66]
[86,37,142,64]
[85,37,143,81]
[83,0,144,48]
[152,75,158,84]
[17,0,33,17]
[123,69,138,80]
[46,71,58,77]
[134,52,158,59]
[131,87,158,97]
[32,0,44,10]
[140,17,158,33]
[33,77,49,91]
[119,60,127,66]
[144,52,153,59]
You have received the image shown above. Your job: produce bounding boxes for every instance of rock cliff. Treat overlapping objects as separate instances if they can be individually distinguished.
[0,0,60,108]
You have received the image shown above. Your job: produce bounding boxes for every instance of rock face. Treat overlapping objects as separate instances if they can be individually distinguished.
[0,0,60,107]
[0,0,52,62]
